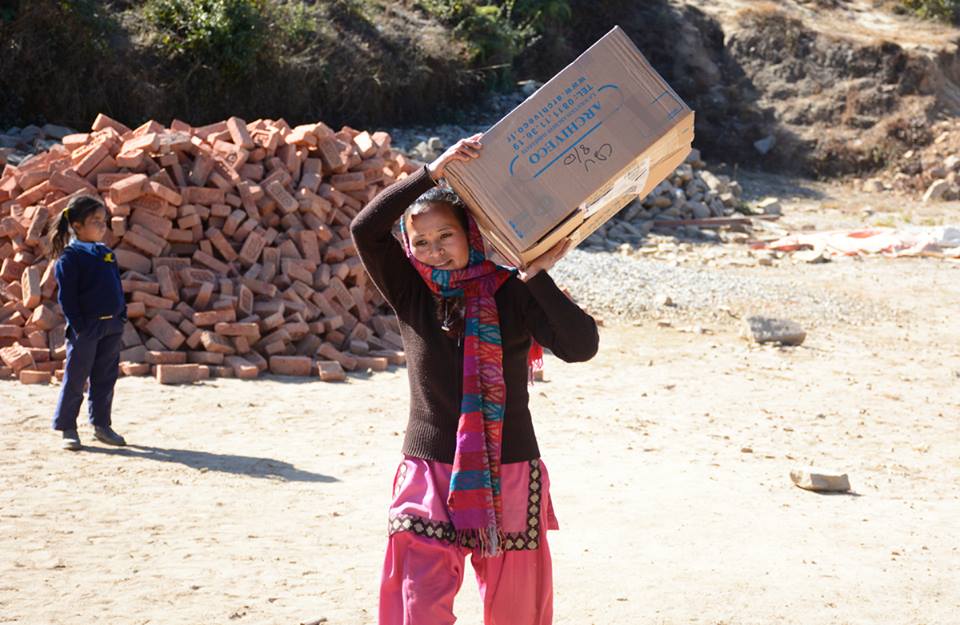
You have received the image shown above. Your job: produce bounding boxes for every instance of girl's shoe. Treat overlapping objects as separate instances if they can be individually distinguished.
[94,426,126,446]
[61,429,82,451]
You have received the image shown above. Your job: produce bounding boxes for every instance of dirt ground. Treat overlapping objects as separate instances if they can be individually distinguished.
[2,179,960,625]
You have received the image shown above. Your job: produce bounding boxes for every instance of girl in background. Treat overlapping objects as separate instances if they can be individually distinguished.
[49,195,127,451]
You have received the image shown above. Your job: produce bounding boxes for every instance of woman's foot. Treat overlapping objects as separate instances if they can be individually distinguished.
[61,429,81,451]
[94,425,126,446]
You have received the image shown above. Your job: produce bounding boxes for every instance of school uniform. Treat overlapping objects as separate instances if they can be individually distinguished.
[52,240,127,432]
[352,166,599,625]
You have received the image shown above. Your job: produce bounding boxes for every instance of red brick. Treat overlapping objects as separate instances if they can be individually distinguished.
[354,356,389,372]
[129,209,173,239]
[317,342,358,371]
[131,291,175,310]
[21,266,41,308]
[213,321,260,339]
[205,227,238,262]
[200,331,235,354]
[92,113,131,135]
[144,180,182,206]
[25,206,49,246]
[369,349,406,366]
[19,369,51,384]
[265,180,298,214]
[329,172,366,192]
[121,132,160,154]
[119,362,151,376]
[122,228,165,257]
[193,308,236,326]
[116,150,146,169]
[237,230,265,265]
[156,363,200,385]
[317,360,346,382]
[352,131,379,158]
[187,351,224,365]
[192,249,230,274]
[114,248,152,274]
[269,355,311,376]
[155,266,179,301]
[224,355,258,379]
[29,303,58,331]
[145,315,186,350]
[1,344,35,371]
[119,344,147,363]
[144,350,187,365]
[0,325,23,338]
[181,186,225,206]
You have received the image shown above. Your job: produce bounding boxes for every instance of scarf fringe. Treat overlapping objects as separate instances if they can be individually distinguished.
[457,525,505,558]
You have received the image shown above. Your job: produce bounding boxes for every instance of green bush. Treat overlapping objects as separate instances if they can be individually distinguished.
[417,0,571,84]
[900,0,960,22]
[144,0,270,79]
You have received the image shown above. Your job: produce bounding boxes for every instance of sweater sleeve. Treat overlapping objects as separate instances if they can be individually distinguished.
[350,166,436,309]
[55,253,85,334]
[521,270,599,362]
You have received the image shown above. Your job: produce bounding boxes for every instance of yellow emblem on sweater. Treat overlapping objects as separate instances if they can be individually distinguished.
[104,252,115,263]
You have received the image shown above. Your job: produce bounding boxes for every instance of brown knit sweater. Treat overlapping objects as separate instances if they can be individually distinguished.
[350,166,599,463]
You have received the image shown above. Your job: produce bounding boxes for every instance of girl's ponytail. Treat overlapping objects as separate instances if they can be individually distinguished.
[49,208,72,257]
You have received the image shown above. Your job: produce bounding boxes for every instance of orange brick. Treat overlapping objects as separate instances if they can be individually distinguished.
[19,369,51,384]
[156,363,200,384]
[91,113,131,135]
[352,131,379,158]
[226,116,255,150]
[144,180,183,206]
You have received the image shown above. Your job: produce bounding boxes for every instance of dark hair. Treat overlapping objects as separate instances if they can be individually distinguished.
[404,186,469,235]
[49,195,106,257]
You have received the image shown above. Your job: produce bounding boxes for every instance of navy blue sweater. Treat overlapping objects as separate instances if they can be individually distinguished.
[55,240,127,334]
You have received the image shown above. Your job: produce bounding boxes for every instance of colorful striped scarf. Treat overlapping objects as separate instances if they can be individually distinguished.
[401,211,512,556]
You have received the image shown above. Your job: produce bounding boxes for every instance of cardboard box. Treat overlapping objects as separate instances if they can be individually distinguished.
[445,26,695,267]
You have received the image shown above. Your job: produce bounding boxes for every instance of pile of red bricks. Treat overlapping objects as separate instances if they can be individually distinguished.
[0,114,416,385]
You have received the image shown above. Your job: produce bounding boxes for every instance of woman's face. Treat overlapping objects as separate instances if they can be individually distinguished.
[405,202,470,270]
[72,208,107,243]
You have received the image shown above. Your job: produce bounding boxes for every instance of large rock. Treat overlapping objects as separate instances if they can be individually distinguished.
[758,197,782,215]
[923,179,949,203]
[742,316,806,346]
[790,467,851,493]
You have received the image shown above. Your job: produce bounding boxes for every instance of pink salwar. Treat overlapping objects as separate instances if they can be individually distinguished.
[379,456,559,625]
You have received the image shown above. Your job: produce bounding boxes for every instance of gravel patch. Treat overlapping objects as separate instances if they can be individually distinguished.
[550,249,897,326]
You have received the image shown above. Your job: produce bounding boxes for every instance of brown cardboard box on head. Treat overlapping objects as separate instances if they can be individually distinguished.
[444,26,695,268]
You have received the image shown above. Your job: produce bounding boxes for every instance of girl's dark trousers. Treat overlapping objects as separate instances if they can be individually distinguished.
[52,316,124,431]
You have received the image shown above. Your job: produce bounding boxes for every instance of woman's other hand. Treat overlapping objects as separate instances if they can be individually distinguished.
[519,238,573,282]
[427,133,483,182]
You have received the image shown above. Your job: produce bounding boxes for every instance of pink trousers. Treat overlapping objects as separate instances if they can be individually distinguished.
[379,456,559,625]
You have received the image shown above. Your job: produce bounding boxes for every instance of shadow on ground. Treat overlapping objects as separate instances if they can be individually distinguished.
[81,444,338,483]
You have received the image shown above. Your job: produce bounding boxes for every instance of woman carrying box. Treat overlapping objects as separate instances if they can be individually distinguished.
[351,133,599,625]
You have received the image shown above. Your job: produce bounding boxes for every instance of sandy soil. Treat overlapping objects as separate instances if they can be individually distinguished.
[2,185,960,625]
